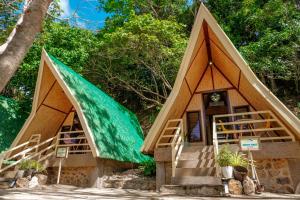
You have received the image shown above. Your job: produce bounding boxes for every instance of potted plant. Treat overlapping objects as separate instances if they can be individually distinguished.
[217,145,233,178]
[231,152,249,181]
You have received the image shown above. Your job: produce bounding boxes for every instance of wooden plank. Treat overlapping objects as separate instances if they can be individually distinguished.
[218,136,292,143]
[216,119,276,126]
[58,131,85,135]
[214,110,270,118]
[161,135,174,138]
[217,127,284,134]
[157,143,172,146]
[57,143,89,147]
[154,147,172,162]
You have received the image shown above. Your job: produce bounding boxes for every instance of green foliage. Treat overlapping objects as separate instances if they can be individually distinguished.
[0,96,27,152]
[230,152,248,167]
[217,145,233,167]
[18,160,45,172]
[139,159,156,176]
[217,145,248,167]
[4,22,98,112]
[87,13,187,110]
[206,0,300,94]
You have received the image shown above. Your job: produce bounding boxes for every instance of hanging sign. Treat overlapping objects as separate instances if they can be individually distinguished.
[56,147,69,158]
[239,137,260,151]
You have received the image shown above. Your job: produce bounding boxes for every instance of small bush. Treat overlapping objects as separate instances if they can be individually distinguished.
[230,152,248,167]
[217,145,248,167]
[139,160,156,176]
[217,145,233,167]
[18,159,45,173]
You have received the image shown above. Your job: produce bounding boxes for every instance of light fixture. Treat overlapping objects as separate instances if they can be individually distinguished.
[210,92,221,102]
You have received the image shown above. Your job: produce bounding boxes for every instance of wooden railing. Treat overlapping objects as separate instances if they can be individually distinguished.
[57,131,92,154]
[155,119,184,177]
[212,110,295,176]
[0,136,57,173]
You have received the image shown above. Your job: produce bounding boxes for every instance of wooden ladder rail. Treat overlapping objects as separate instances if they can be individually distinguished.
[0,136,57,174]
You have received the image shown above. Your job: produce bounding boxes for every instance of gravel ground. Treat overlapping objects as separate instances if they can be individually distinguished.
[0,185,299,200]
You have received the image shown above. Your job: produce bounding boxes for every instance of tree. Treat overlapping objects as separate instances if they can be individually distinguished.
[0,0,53,92]
[98,0,190,32]
[86,13,187,109]
[3,22,98,111]
[206,0,300,94]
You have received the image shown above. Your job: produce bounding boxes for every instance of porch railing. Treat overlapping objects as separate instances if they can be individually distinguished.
[0,129,92,174]
[156,119,184,177]
[212,110,295,176]
[0,135,57,174]
[57,130,92,154]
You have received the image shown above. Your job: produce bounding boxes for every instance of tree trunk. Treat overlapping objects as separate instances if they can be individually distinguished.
[0,0,52,92]
[269,72,278,93]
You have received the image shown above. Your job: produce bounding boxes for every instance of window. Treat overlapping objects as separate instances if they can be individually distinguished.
[233,105,250,120]
[187,112,202,142]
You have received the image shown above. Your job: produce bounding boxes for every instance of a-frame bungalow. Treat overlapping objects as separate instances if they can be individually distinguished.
[0,50,150,187]
[142,4,300,193]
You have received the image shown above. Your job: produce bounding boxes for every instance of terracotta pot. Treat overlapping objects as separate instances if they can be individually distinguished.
[233,166,248,181]
[221,166,233,179]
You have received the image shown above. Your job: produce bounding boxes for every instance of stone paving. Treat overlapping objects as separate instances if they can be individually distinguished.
[0,185,299,200]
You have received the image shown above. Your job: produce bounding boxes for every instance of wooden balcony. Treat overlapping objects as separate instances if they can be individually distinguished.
[212,110,295,146]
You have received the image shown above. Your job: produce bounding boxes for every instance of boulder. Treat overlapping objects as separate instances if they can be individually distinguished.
[243,176,255,195]
[28,176,39,188]
[16,178,29,188]
[228,179,243,195]
[35,174,48,185]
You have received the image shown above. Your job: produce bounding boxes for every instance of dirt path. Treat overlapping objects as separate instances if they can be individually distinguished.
[0,185,299,200]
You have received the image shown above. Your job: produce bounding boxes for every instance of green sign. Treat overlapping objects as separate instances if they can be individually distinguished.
[240,137,260,151]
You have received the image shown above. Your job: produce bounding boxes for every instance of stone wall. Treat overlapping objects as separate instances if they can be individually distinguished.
[255,159,294,193]
[47,167,96,187]
[46,158,136,188]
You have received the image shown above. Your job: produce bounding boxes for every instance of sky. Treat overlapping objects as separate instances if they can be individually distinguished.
[58,0,109,30]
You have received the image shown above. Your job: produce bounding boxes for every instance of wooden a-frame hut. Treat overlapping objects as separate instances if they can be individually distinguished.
[142,4,300,193]
[1,50,150,187]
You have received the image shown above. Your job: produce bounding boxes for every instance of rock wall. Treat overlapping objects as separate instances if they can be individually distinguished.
[47,167,96,187]
[256,159,294,193]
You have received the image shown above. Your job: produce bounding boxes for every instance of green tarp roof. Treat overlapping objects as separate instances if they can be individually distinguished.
[0,96,26,153]
[48,54,151,163]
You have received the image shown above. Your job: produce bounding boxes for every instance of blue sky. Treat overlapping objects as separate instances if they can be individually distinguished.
[58,0,109,30]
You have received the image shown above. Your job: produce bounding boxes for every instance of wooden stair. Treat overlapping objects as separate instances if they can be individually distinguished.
[172,145,220,186]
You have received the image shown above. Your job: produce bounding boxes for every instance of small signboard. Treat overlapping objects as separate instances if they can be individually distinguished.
[56,147,68,158]
[239,137,260,151]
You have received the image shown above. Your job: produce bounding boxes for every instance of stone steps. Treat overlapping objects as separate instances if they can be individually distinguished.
[175,168,216,177]
[172,176,222,186]
[0,177,13,189]
[160,184,224,196]
[177,159,216,168]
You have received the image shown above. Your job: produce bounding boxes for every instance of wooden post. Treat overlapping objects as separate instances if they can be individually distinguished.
[212,116,220,177]
[248,150,255,179]
[57,158,62,184]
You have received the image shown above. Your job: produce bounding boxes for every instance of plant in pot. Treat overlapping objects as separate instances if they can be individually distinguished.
[217,145,233,179]
[231,152,249,182]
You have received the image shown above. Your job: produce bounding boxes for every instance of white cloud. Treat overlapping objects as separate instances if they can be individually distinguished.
[59,0,72,18]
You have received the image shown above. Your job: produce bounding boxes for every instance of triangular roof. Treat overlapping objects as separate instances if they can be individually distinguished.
[12,50,151,163]
[141,3,300,153]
